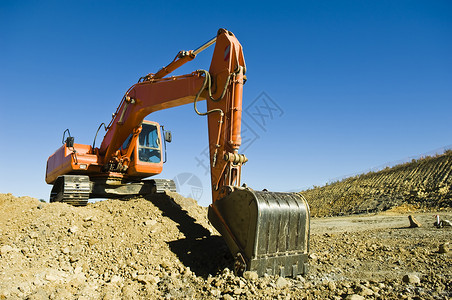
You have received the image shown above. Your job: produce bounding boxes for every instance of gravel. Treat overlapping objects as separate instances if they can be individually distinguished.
[0,192,451,299]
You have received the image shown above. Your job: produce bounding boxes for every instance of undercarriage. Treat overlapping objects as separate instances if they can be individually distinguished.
[50,175,176,206]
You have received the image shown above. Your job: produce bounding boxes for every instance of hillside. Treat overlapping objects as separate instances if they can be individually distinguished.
[302,151,452,217]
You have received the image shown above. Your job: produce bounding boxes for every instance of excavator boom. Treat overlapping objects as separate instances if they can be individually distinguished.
[45,29,310,277]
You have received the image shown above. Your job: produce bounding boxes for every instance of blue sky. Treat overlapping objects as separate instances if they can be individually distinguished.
[1,1,451,206]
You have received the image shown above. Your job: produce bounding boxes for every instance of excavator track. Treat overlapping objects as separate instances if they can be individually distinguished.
[153,178,177,193]
[50,175,90,206]
[50,175,176,206]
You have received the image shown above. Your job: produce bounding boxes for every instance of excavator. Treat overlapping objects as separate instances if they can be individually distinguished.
[45,29,310,277]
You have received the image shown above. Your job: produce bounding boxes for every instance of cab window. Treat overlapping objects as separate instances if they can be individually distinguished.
[138,123,161,163]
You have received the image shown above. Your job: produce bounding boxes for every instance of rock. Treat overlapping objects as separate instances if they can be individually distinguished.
[26,289,49,300]
[122,284,138,299]
[243,271,259,281]
[29,231,39,239]
[88,238,98,247]
[160,260,170,270]
[238,279,246,288]
[327,281,337,291]
[136,275,147,284]
[367,244,378,252]
[136,274,160,285]
[222,295,234,300]
[359,286,374,296]
[0,245,14,255]
[346,295,364,300]
[438,243,449,254]
[275,277,289,289]
[183,267,192,277]
[45,274,59,282]
[144,219,157,227]
[69,226,79,233]
[408,215,421,228]
[83,216,98,222]
[214,279,224,287]
[296,275,306,283]
[17,282,32,294]
[402,274,420,284]
[110,275,123,284]
[309,253,318,260]
[69,254,79,263]
[0,288,9,299]
[294,282,304,289]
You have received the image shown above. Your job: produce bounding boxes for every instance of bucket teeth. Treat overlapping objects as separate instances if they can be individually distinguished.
[208,187,310,277]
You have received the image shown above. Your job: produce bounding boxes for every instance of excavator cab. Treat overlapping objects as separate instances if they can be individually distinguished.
[137,122,162,163]
[122,120,167,178]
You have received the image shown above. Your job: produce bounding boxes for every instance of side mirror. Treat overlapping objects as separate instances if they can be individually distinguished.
[65,137,75,148]
[164,131,172,143]
[62,129,74,148]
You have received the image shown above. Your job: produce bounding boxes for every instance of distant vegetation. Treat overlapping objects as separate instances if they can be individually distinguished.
[302,150,452,217]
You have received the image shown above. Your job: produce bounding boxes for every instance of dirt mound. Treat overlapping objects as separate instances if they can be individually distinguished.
[0,192,232,299]
[1,193,451,299]
[303,151,452,217]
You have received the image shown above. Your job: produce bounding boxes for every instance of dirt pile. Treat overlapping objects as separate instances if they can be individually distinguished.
[302,151,452,217]
[0,192,230,299]
[1,193,451,299]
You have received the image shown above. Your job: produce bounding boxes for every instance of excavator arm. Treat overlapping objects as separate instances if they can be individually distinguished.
[99,29,246,200]
[99,73,206,166]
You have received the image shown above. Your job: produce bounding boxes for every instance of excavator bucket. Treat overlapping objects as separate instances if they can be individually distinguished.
[208,187,310,277]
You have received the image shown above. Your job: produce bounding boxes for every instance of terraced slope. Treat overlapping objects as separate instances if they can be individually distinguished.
[302,151,452,217]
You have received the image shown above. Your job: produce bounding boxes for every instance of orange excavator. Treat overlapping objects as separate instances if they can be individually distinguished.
[46,29,310,277]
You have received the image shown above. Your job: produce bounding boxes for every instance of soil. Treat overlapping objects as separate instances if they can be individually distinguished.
[303,151,452,218]
[0,192,451,299]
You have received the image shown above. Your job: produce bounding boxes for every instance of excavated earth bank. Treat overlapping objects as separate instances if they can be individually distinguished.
[303,151,452,217]
[0,192,450,299]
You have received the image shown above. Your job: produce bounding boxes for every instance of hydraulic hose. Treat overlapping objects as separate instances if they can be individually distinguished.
[193,70,227,117]
[194,69,230,168]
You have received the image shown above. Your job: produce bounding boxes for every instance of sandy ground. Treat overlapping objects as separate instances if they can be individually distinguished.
[311,211,444,233]
[0,193,450,299]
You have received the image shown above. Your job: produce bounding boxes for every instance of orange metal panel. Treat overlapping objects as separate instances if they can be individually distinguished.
[127,162,162,178]
[45,144,99,184]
